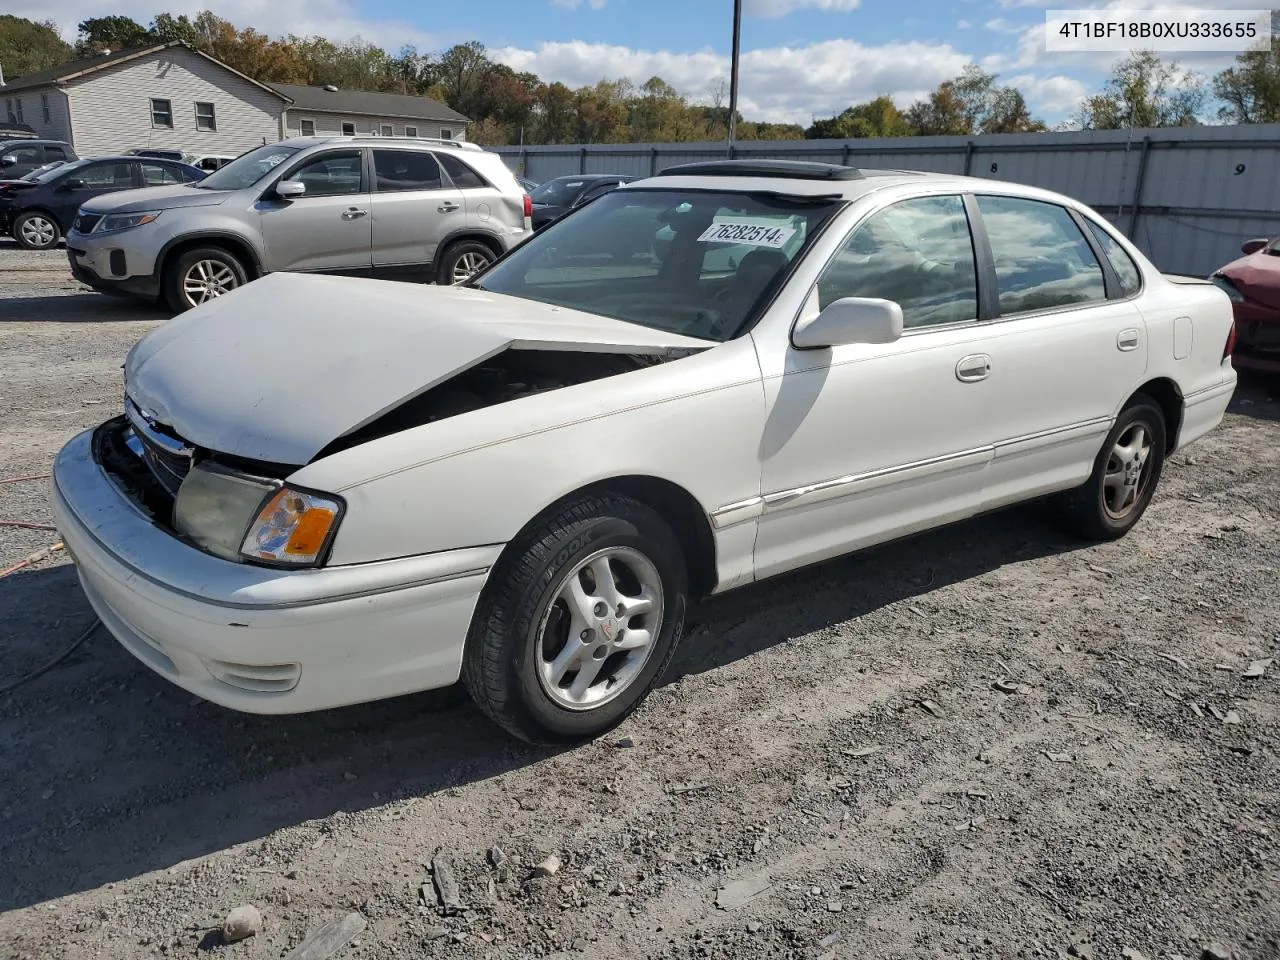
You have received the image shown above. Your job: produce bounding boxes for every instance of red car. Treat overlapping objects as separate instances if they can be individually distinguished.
[1212,236,1280,373]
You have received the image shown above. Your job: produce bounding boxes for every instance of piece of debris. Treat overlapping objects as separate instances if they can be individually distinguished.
[1157,652,1188,669]
[1122,948,1151,960]
[966,789,990,799]
[488,846,507,871]
[715,873,772,910]
[746,921,762,934]
[1057,643,1073,654]
[842,745,883,758]
[954,816,987,832]
[1223,710,1242,725]
[1207,704,1226,721]
[532,855,562,878]
[1243,658,1273,680]
[1214,664,1234,672]
[1228,745,1253,756]
[1086,563,1116,576]
[1201,944,1231,960]
[920,699,946,718]
[826,900,844,912]
[1189,702,1204,718]
[819,932,844,948]
[222,905,263,943]
[1069,943,1098,960]
[992,679,1031,695]
[1042,752,1074,764]
[281,912,367,960]
[612,736,636,748]
[431,853,463,914]
[668,783,711,795]
[978,752,992,763]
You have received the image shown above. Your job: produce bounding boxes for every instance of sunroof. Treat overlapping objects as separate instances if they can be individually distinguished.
[653,159,865,181]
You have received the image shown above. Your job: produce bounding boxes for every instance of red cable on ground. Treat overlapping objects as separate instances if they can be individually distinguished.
[0,520,57,531]
[0,474,50,485]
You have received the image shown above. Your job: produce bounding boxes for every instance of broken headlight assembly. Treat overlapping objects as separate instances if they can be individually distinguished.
[173,462,344,567]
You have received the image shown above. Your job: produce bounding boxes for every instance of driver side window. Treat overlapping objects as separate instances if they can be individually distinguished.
[817,194,978,329]
[282,150,365,197]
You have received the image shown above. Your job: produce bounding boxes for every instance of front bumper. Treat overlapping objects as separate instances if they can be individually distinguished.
[51,426,500,714]
[1230,303,1280,373]
[67,241,162,300]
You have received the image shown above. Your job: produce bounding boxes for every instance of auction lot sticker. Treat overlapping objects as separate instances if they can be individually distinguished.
[698,220,797,248]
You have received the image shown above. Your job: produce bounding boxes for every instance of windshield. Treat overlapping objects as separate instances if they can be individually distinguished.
[22,160,68,181]
[30,157,91,183]
[529,177,593,205]
[474,188,843,342]
[195,144,300,190]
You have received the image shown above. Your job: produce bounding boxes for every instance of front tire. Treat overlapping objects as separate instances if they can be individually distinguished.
[13,211,61,250]
[164,246,247,312]
[1060,396,1167,541]
[462,493,688,745]
[435,240,494,285]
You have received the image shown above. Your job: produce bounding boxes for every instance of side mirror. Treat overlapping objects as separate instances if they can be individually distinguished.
[61,178,87,191]
[275,179,306,199]
[792,296,903,349]
[0,155,16,167]
[1241,237,1269,255]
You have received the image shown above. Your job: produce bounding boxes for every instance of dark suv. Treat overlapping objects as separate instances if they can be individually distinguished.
[0,139,77,179]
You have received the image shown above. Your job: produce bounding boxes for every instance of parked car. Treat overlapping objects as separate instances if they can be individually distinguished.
[67,136,534,312]
[515,174,538,193]
[529,174,637,230]
[1211,236,1280,373]
[1,155,204,250]
[51,159,1237,744]
[183,153,237,172]
[0,139,77,179]
[126,148,186,161]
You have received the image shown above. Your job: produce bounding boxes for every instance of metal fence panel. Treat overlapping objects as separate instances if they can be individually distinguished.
[496,125,1280,277]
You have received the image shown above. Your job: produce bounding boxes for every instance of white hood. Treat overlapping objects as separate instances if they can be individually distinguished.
[124,272,710,465]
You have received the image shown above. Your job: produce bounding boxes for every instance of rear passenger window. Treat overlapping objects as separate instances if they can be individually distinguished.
[437,153,488,190]
[44,146,67,161]
[1084,218,1142,297]
[373,149,442,191]
[817,194,978,328]
[977,195,1106,314]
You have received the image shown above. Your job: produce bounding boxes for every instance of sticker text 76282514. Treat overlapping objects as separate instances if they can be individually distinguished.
[697,219,797,249]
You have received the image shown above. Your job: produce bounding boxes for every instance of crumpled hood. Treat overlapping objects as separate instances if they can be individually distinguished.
[1217,253,1280,311]
[82,183,229,214]
[124,272,711,465]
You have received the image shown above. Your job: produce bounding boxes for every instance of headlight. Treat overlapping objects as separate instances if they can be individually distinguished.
[95,210,162,233]
[1209,274,1245,303]
[173,462,343,567]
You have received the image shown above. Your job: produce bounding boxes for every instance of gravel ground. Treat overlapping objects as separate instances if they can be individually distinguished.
[1,242,1277,960]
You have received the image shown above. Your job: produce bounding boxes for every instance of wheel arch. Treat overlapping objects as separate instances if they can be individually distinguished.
[1126,377,1184,453]
[504,474,720,601]
[438,229,505,260]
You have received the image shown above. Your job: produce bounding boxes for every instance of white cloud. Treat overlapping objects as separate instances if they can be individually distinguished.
[491,37,968,124]
[744,0,861,17]
[984,17,1021,33]
[1007,72,1090,112]
[957,19,972,29]
[551,0,607,9]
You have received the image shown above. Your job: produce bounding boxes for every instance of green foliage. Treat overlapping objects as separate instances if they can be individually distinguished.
[1213,10,1280,123]
[0,14,71,78]
[1078,50,1206,129]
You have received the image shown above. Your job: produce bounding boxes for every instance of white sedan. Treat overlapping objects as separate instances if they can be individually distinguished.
[51,159,1238,744]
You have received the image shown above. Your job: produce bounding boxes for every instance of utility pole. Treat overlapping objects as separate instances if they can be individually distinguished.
[727,0,742,157]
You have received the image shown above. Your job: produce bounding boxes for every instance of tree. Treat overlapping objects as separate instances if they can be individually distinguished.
[1213,10,1280,123]
[904,79,973,135]
[904,65,1046,136]
[1078,50,1206,129]
[807,95,911,139]
[74,16,151,56]
[0,15,72,79]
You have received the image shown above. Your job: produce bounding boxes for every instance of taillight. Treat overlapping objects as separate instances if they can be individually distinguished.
[1223,323,1237,360]
[523,193,532,219]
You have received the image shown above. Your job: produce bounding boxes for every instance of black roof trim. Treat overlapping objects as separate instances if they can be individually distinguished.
[654,159,865,181]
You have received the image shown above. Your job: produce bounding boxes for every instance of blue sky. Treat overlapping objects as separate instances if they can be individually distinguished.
[17,0,1254,126]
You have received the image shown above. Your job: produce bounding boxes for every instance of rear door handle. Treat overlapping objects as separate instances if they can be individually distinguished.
[341,208,368,220]
[956,354,992,382]
[438,202,460,213]
[1117,328,1140,351]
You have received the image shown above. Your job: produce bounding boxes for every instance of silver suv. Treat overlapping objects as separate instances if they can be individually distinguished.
[66,136,532,312]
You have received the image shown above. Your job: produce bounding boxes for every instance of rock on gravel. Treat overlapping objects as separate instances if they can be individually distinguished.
[222,904,263,942]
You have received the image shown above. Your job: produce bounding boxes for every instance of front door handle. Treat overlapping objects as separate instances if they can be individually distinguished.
[1117,328,1140,351]
[956,354,992,382]
[341,208,368,220]
[438,202,460,213]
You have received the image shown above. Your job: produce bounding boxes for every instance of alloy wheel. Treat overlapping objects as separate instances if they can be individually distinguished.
[535,546,665,711]
[1102,421,1153,520]
[451,250,491,284]
[182,259,240,306]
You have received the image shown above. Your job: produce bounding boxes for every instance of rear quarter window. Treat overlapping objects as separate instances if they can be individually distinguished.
[1084,218,1143,297]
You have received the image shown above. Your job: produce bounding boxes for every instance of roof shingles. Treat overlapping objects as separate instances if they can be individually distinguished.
[270,83,469,124]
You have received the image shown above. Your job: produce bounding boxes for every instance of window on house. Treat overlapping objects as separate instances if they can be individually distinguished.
[15,98,24,123]
[380,124,394,137]
[300,118,316,136]
[151,98,173,128]
[341,121,355,136]
[404,125,418,137]
[439,128,454,140]
[4,99,12,123]
[194,102,216,132]
[42,93,51,125]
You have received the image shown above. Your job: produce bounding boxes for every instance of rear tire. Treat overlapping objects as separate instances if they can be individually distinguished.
[435,240,494,285]
[164,246,247,313]
[13,211,61,250]
[1059,396,1167,541]
[462,493,688,745]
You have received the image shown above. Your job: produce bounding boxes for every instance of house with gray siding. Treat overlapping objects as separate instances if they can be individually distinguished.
[271,83,470,141]
[0,42,472,156]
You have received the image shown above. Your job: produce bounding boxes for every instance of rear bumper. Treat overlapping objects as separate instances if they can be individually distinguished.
[52,425,500,714]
